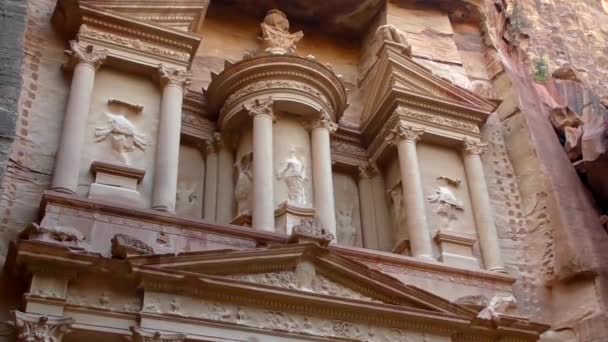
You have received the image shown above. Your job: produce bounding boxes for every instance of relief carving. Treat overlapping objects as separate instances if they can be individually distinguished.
[235,153,253,215]
[11,311,74,342]
[476,295,517,325]
[290,218,335,246]
[276,148,308,206]
[376,24,412,56]
[388,183,406,241]
[427,186,464,231]
[95,112,146,165]
[111,234,154,259]
[130,327,186,342]
[176,181,199,214]
[260,9,303,55]
[337,205,359,246]
[25,223,88,249]
[395,107,479,134]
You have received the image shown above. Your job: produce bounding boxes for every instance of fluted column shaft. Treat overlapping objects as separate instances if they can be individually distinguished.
[216,138,236,223]
[245,98,275,232]
[152,64,191,212]
[463,139,505,272]
[203,138,219,221]
[51,41,107,194]
[309,112,338,238]
[387,124,433,260]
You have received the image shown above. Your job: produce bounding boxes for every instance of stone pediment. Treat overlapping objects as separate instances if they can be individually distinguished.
[129,243,475,316]
[361,43,499,145]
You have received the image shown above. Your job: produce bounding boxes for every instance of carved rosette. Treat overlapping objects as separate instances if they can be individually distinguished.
[12,311,74,342]
[385,123,424,146]
[64,40,107,70]
[462,138,488,157]
[158,64,192,89]
[243,97,275,120]
[358,160,380,179]
[304,110,338,133]
[131,326,186,342]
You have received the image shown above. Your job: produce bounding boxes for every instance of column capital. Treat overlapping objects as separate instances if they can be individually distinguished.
[131,326,186,342]
[304,109,338,133]
[243,97,275,121]
[385,123,424,145]
[158,64,192,89]
[64,40,107,70]
[12,311,74,342]
[358,160,380,179]
[462,138,488,157]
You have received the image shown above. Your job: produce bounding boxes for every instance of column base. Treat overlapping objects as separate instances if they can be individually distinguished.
[50,187,78,196]
[488,266,508,273]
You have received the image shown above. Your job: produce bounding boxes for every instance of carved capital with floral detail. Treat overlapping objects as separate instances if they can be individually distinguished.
[304,109,338,133]
[243,97,275,120]
[158,64,192,89]
[131,326,186,342]
[385,123,424,145]
[358,160,380,179]
[11,311,74,342]
[462,138,488,157]
[64,40,107,70]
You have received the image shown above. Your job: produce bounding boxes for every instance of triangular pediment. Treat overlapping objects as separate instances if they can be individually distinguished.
[361,43,498,129]
[129,243,476,318]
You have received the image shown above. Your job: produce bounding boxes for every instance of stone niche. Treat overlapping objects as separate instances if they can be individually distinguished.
[333,172,363,247]
[79,68,161,208]
[176,144,205,219]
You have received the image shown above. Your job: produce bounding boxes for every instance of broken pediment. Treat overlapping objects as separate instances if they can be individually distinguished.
[361,43,499,146]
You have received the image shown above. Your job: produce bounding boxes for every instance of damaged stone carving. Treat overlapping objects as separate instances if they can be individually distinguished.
[234,152,253,215]
[376,24,411,56]
[95,112,146,165]
[111,234,154,259]
[11,311,74,342]
[260,9,303,55]
[24,223,87,248]
[277,148,308,206]
[427,186,464,231]
[289,218,335,246]
[130,326,185,342]
[476,295,517,324]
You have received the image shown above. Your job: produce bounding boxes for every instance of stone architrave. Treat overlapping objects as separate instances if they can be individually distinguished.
[243,97,276,232]
[131,326,185,342]
[386,123,434,260]
[462,139,505,272]
[12,311,74,342]
[51,40,107,195]
[259,9,303,55]
[152,64,191,213]
[305,110,339,239]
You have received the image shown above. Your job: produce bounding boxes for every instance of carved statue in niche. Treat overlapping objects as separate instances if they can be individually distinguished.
[235,153,253,215]
[176,181,199,216]
[337,206,359,246]
[95,112,146,165]
[276,148,307,206]
[427,182,464,231]
[260,9,303,55]
[388,183,407,238]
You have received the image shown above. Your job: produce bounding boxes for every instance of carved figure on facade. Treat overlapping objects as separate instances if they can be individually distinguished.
[95,112,146,165]
[259,9,303,55]
[277,148,308,206]
[427,186,464,231]
[111,234,154,259]
[337,205,359,246]
[64,40,107,70]
[387,183,406,241]
[375,24,411,56]
[175,181,199,215]
[11,311,74,342]
[476,294,517,325]
[235,152,253,215]
[289,218,335,246]
[24,223,88,249]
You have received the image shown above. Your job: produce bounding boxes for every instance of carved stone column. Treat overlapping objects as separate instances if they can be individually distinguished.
[307,110,338,239]
[358,161,393,251]
[131,326,185,342]
[462,139,505,272]
[216,134,235,223]
[51,41,107,194]
[203,135,219,222]
[152,64,191,212]
[244,98,275,232]
[12,311,74,342]
[386,123,434,260]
